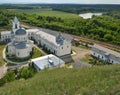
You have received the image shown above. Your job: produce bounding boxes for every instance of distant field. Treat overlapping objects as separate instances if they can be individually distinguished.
[0,65,120,95]
[10,9,81,19]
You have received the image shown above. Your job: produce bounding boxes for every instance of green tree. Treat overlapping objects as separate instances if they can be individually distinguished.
[0,71,16,86]
[104,34,113,41]
[18,67,36,79]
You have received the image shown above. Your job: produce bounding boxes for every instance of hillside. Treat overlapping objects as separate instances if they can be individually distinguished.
[0,65,120,95]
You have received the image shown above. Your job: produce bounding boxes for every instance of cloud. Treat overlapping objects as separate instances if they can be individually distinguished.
[0,0,120,4]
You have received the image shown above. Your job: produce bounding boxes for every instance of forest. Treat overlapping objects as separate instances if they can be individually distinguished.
[0,4,120,45]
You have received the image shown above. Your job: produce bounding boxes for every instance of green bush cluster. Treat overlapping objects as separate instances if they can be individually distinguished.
[0,67,36,87]
[17,67,36,79]
[0,71,15,86]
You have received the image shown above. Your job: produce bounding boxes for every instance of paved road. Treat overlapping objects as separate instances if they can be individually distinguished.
[73,60,92,68]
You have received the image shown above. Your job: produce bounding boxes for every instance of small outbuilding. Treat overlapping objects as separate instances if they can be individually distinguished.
[29,54,65,71]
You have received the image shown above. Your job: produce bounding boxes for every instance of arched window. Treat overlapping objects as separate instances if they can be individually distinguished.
[112,61,114,63]
[15,24,17,29]
[98,55,100,58]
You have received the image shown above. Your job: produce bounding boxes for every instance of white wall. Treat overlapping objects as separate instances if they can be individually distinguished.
[91,51,107,61]
[12,22,20,33]
[0,32,11,42]
[57,43,71,56]
[16,48,30,58]
[15,35,28,42]
[27,29,72,57]
[91,50,120,64]
[8,45,16,56]
[109,58,119,64]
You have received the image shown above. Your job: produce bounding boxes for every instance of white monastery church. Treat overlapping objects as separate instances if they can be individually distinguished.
[7,16,34,59]
[0,16,73,57]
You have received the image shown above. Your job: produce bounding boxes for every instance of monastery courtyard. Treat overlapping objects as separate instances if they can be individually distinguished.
[72,46,92,68]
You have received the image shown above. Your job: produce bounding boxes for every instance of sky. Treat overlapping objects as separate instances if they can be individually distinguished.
[0,0,120,4]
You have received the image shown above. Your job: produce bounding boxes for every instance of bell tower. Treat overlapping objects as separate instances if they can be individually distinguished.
[12,16,20,33]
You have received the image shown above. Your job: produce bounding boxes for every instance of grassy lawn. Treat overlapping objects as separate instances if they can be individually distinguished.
[0,65,120,95]
[13,9,80,19]
[7,47,44,62]
[0,44,6,66]
[31,47,44,59]
[80,54,92,63]
[80,57,90,63]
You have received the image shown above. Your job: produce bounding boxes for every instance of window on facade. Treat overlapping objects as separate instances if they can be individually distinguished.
[102,56,103,59]
[98,55,100,58]
[61,47,63,49]
[18,52,19,56]
[67,46,69,48]
[15,24,17,29]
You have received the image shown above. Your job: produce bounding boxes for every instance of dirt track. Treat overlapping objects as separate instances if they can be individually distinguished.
[72,46,92,68]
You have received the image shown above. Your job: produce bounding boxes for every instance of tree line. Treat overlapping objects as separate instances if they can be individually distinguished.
[0,7,120,45]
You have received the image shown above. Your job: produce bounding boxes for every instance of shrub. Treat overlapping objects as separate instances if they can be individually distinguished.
[0,71,16,86]
[18,67,36,79]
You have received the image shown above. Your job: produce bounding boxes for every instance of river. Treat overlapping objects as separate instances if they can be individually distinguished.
[79,13,102,19]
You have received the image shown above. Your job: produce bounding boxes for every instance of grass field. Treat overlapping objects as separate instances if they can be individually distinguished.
[0,65,119,95]
[31,47,44,59]
[12,9,81,19]
[0,44,6,66]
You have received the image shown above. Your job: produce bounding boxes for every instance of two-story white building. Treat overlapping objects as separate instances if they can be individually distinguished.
[26,28,73,57]
[0,31,11,42]
[91,44,120,64]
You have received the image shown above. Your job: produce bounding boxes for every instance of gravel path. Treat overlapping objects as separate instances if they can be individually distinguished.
[0,64,7,79]
[72,46,92,68]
